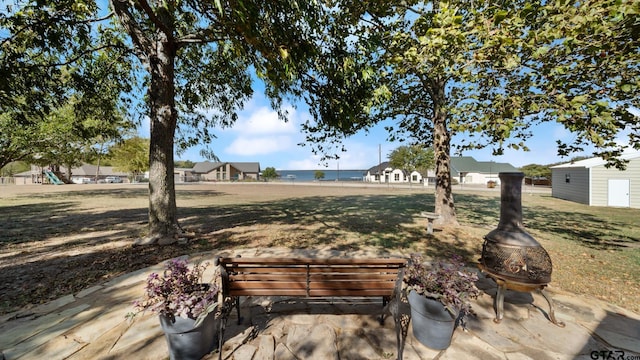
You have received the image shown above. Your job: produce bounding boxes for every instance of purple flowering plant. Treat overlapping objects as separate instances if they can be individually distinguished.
[128,258,219,326]
[404,253,481,322]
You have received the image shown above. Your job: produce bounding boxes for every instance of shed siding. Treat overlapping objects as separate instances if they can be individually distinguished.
[551,167,590,205]
[590,158,640,208]
[590,165,608,206]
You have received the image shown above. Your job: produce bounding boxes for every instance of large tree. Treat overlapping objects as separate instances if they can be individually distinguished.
[107,0,381,245]
[3,1,379,245]
[304,0,639,226]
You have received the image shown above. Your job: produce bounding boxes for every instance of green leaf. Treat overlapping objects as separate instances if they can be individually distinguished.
[494,10,508,25]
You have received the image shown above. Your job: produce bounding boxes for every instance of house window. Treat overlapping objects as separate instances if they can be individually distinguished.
[394,173,400,181]
[412,174,418,181]
[565,174,570,183]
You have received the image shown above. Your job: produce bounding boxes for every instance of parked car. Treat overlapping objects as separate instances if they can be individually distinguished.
[105,176,123,183]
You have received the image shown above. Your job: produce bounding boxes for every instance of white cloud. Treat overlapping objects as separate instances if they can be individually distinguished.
[284,141,385,170]
[231,106,298,135]
[225,136,295,156]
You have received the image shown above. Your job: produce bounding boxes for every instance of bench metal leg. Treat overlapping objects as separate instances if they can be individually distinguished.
[235,297,242,325]
[380,296,387,325]
[218,315,226,360]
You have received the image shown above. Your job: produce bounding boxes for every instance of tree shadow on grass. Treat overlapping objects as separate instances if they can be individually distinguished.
[454,193,640,251]
[0,190,438,314]
[179,193,438,247]
[2,187,638,316]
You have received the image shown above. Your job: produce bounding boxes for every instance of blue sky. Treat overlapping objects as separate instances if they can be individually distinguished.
[140,89,628,170]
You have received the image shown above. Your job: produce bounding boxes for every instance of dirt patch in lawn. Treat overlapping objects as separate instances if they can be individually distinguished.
[1,182,638,316]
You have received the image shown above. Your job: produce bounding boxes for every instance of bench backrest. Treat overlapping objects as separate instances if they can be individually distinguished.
[219,257,407,298]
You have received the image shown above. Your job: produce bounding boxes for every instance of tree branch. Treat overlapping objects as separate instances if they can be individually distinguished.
[1,11,115,49]
[109,0,153,63]
[136,0,174,41]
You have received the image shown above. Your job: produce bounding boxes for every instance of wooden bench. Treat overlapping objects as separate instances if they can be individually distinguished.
[216,256,407,359]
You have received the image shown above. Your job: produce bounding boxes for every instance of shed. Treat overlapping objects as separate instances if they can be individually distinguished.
[550,152,640,208]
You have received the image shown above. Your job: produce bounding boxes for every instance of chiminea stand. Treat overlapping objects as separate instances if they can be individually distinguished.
[478,264,565,327]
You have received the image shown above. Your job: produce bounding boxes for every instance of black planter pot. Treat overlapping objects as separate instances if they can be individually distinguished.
[159,311,218,360]
[407,290,458,350]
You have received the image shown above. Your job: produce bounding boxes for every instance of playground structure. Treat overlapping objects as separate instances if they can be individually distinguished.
[44,170,65,185]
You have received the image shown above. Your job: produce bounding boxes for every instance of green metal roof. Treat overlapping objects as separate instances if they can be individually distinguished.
[450,156,518,175]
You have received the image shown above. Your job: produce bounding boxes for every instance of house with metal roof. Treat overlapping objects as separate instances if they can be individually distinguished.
[190,161,261,181]
[363,161,433,184]
[550,152,640,208]
[450,156,519,185]
[363,156,515,185]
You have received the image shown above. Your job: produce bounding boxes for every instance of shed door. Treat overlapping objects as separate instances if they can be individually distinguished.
[608,179,630,207]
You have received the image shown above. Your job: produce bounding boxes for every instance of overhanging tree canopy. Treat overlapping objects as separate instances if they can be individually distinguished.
[303,0,639,226]
[3,0,383,245]
[0,1,134,170]
[106,0,383,245]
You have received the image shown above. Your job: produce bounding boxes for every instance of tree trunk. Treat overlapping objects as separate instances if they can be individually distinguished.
[109,1,190,246]
[136,37,181,245]
[432,82,459,226]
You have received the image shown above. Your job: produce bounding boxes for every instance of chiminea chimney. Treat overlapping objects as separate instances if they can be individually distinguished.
[479,172,564,327]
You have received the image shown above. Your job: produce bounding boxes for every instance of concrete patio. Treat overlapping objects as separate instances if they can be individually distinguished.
[1,247,639,360]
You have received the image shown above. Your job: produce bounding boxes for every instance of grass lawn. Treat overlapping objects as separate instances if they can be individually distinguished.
[0,182,638,315]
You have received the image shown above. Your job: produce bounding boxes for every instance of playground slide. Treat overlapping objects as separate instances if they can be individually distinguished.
[44,170,64,185]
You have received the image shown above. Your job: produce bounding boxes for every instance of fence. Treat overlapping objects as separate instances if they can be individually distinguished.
[0,177,14,185]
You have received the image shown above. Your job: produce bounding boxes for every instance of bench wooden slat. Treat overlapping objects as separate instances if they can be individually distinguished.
[309,289,394,297]
[227,268,399,275]
[309,273,397,281]
[229,281,307,290]
[229,289,309,296]
[225,266,309,274]
[221,257,406,266]
[310,281,396,290]
[307,267,400,274]
[229,274,308,281]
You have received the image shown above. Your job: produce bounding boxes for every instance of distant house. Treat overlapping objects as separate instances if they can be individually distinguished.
[12,164,128,185]
[191,161,260,181]
[550,152,640,208]
[363,157,517,185]
[363,161,434,184]
[450,157,518,185]
[66,164,129,184]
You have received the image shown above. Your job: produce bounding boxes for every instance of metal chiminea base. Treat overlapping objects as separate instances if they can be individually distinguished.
[478,264,565,327]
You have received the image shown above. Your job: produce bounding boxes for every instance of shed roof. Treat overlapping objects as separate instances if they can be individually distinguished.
[550,152,640,169]
[450,156,518,174]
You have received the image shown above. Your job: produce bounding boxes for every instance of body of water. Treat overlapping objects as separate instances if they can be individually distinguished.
[276,169,366,182]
